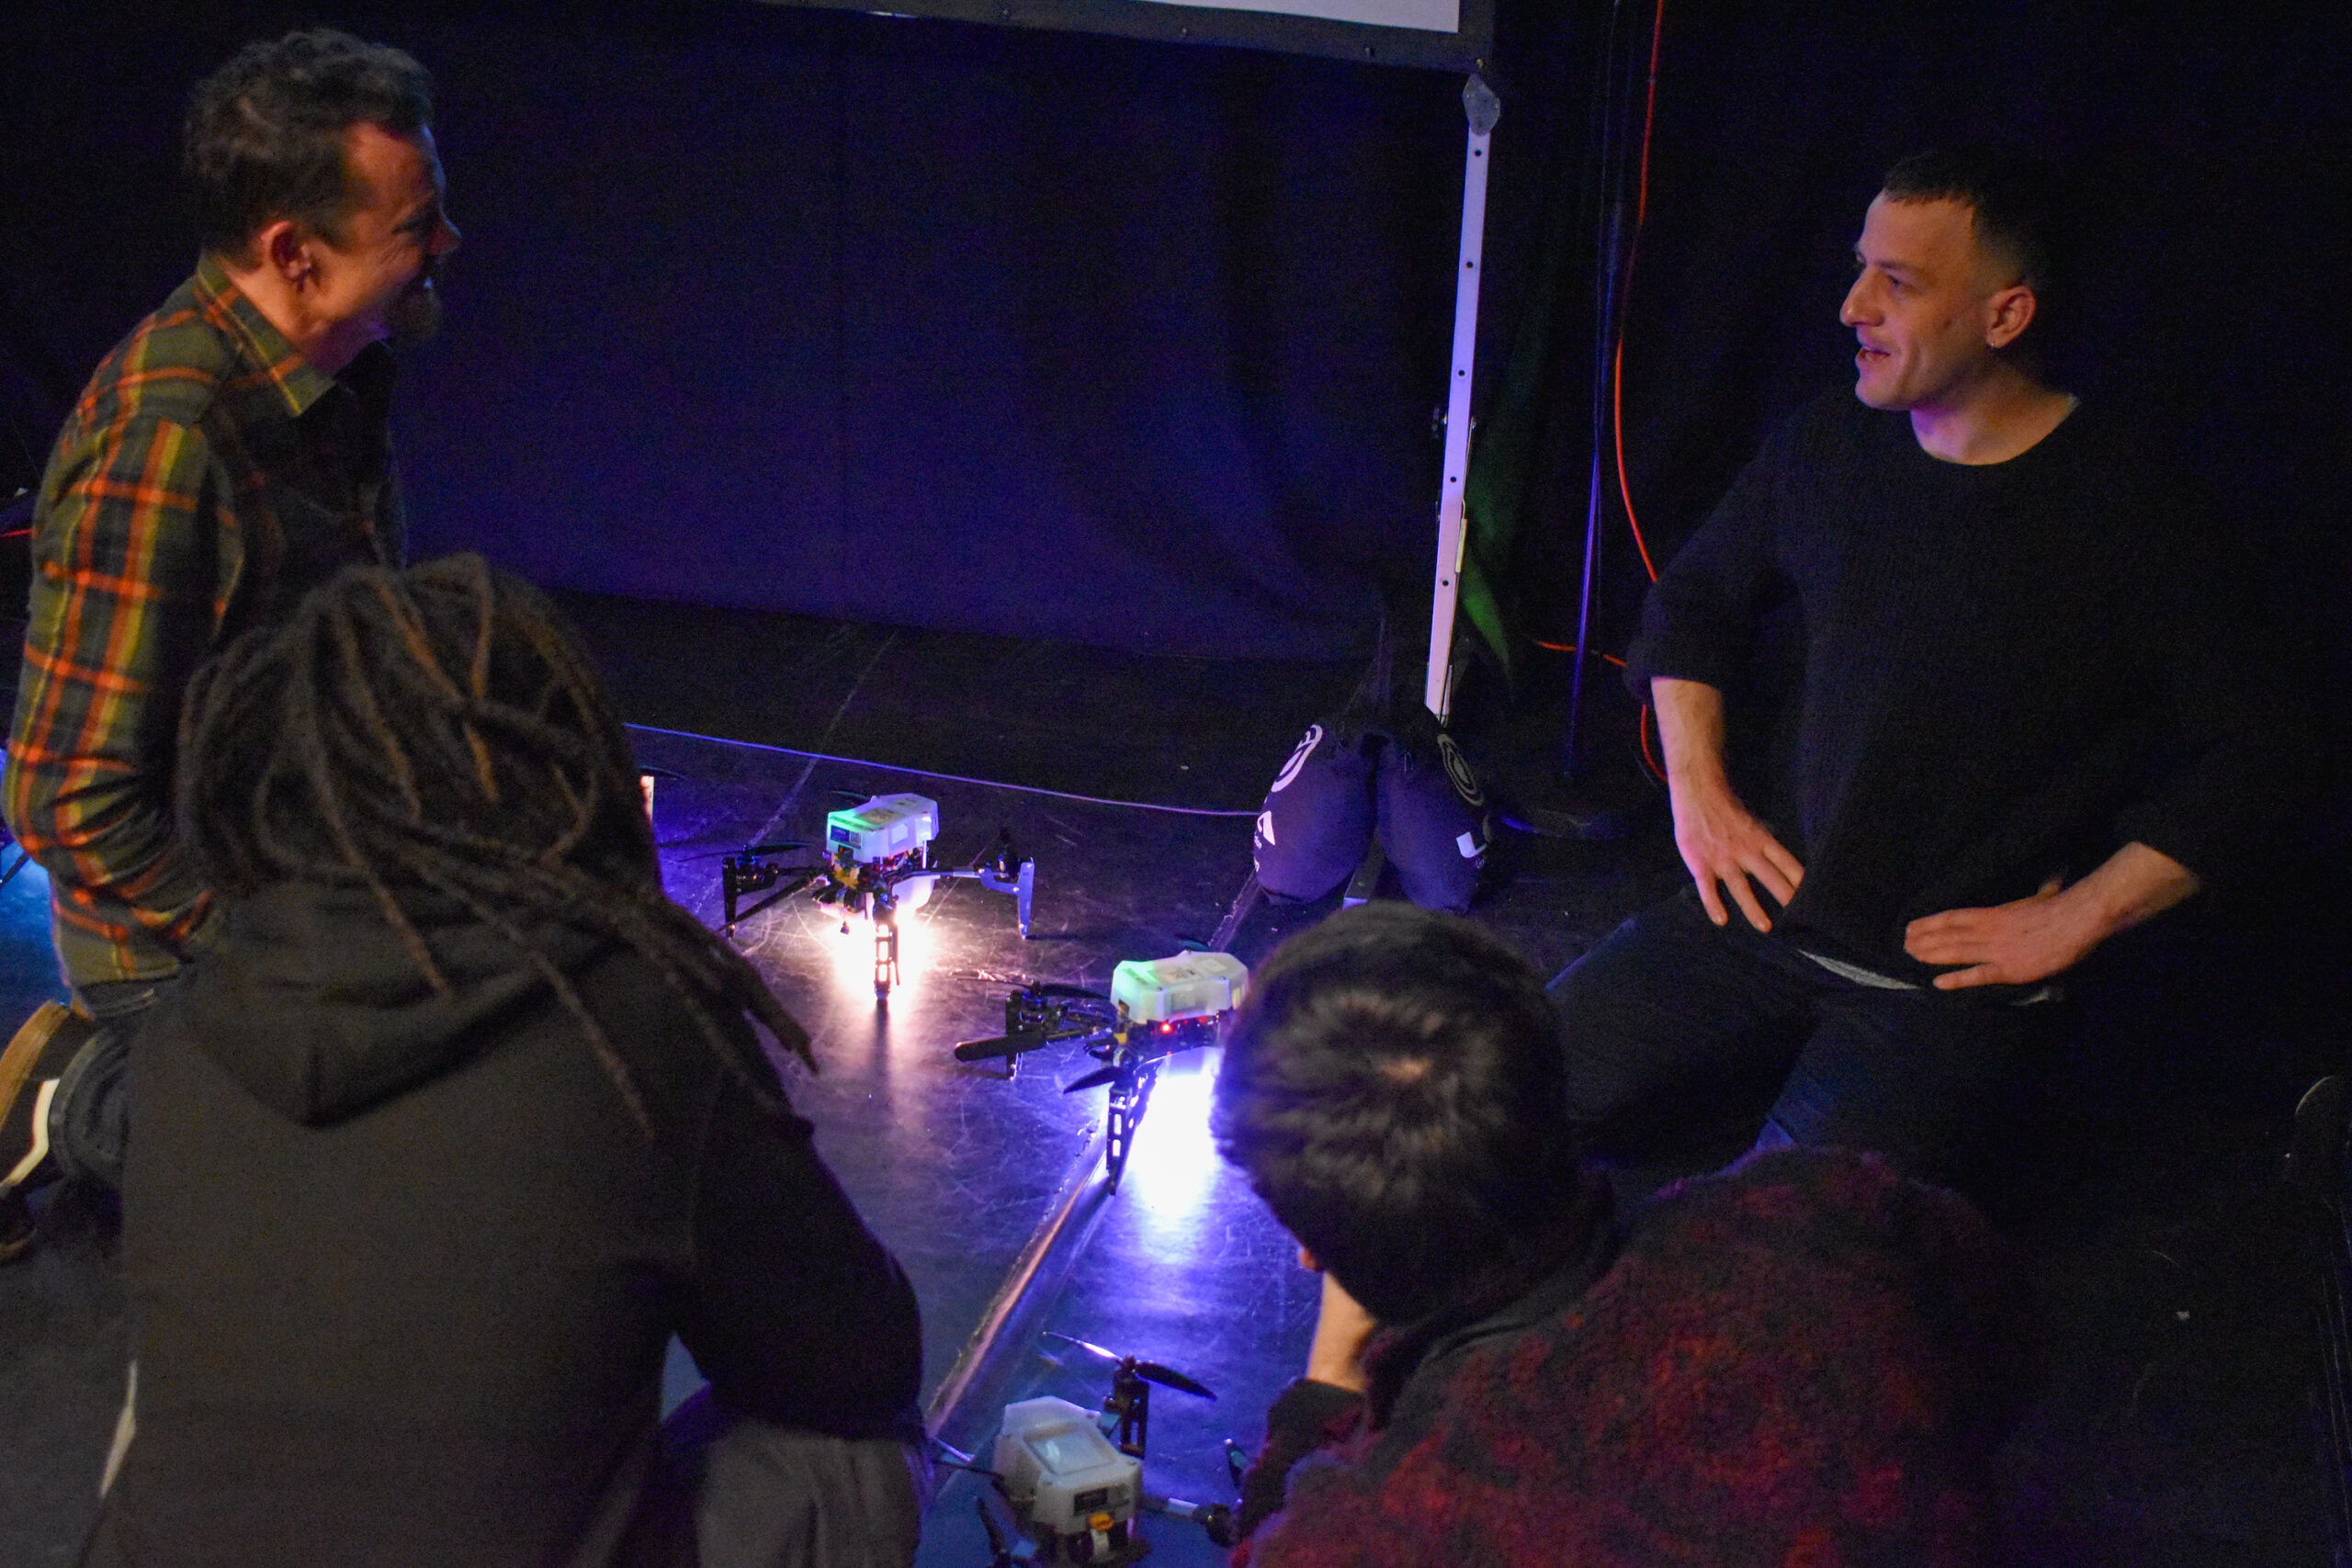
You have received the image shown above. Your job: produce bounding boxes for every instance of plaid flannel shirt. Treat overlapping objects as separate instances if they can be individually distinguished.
[4,255,404,987]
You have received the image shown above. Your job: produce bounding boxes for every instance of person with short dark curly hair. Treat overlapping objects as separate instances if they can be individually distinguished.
[1214,903,2031,1567]
[4,28,462,1254]
[183,28,436,276]
[80,556,926,1567]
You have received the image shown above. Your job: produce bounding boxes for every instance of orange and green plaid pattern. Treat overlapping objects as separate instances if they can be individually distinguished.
[4,257,403,987]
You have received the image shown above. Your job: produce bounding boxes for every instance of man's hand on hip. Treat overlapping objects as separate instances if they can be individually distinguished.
[1651,676,1805,932]
[1905,842,2202,991]
[1903,878,2088,989]
[1670,776,1806,933]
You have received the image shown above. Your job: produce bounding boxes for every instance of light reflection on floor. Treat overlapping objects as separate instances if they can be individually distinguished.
[628,728,1318,1567]
[1108,1048,1225,1235]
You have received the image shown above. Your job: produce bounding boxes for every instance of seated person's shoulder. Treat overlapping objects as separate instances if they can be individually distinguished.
[1253,1150,2027,1566]
[1609,1146,2031,1412]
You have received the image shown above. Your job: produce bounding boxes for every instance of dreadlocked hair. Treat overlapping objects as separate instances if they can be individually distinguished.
[175,553,813,1134]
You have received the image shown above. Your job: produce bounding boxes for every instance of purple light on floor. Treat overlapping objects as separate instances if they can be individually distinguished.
[1119,1048,1225,1228]
[820,907,933,999]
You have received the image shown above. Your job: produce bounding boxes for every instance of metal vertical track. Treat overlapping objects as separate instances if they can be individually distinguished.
[1422,74,1500,723]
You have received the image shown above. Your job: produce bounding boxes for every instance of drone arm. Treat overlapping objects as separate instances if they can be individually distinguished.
[967,855,1035,938]
[951,1023,1102,1065]
[1140,1493,1238,1548]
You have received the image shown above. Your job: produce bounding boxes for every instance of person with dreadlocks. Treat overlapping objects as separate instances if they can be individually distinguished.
[76,556,925,1568]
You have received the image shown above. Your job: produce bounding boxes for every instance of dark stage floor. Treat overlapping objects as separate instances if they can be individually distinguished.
[1,591,2341,1565]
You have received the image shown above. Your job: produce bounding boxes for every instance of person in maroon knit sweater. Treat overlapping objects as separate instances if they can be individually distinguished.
[1212,904,2033,1566]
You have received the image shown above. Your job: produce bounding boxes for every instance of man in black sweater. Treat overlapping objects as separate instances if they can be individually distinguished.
[1551,149,2303,1190]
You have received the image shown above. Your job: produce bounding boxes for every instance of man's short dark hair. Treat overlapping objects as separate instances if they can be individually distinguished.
[1211,904,1590,1325]
[184,28,434,265]
[1882,147,2067,365]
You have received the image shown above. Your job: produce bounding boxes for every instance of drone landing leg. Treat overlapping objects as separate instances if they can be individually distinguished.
[1102,1060,1159,1192]
[1111,1367,1150,1459]
[875,916,899,999]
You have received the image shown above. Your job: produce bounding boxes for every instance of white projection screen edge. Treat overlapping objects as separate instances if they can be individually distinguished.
[757,0,1494,71]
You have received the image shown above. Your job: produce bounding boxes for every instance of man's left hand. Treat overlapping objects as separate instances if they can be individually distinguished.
[1903,877,2093,990]
[1905,842,2202,992]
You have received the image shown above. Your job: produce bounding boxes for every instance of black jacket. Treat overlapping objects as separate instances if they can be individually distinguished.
[85,880,920,1567]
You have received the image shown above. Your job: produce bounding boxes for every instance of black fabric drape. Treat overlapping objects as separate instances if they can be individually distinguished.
[1,0,1470,659]
[4,1,2345,676]
[1550,0,2349,726]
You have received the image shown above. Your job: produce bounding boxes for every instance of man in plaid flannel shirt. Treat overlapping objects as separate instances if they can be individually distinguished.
[2,28,459,1246]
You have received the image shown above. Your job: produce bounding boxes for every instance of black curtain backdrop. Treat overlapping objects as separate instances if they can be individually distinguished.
[1537,1,2351,735]
[1,0,1476,659]
[2,1,2346,682]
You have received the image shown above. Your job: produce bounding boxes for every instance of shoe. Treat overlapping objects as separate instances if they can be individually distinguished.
[4,1000,92,1192]
[0,1184,34,1263]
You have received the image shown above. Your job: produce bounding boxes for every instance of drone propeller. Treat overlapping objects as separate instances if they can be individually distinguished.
[1026,982,1110,1000]
[956,1020,1100,1063]
[1042,1332,1216,1400]
[1061,1064,1123,1094]
[954,1032,1049,1064]
[972,827,1023,874]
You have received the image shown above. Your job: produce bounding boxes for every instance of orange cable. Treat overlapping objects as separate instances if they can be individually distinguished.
[1568,1,1673,785]
[1532,640,1626,667]
[1611,0,1668,587]
[1613,343,1658,582]
[1626,2,1669,780]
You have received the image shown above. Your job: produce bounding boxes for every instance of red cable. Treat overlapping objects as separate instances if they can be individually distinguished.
[1612,0,1668,587]
[1622,2,1668,778]
[1555,3,1675,785]
[1532,640,1626,668]
[1613,344,1657,583]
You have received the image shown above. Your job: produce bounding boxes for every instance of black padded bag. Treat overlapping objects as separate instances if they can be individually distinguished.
[1373,704,1488,914]
[1251,716,1376,901]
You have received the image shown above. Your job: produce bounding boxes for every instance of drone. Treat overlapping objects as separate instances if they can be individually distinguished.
[719,793,1034,998]
[953,951,1248,1190]
[969,1334,1234,1564]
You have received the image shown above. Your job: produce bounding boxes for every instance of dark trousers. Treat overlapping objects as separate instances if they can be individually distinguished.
[85,1382,929,1568]
[51,975,180,1190]
[1549,889,2060,1193]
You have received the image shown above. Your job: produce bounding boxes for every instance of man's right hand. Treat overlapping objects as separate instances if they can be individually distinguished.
[1652,676,1804,931]
[1669,775,1805,931]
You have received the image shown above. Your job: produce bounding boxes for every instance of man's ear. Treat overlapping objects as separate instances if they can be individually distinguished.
[1984,282,2038,350]
[1297,1245,1321,1272]
[256,220,312,286]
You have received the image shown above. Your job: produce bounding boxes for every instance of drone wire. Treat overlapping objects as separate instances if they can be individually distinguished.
[628,726,1261,818]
